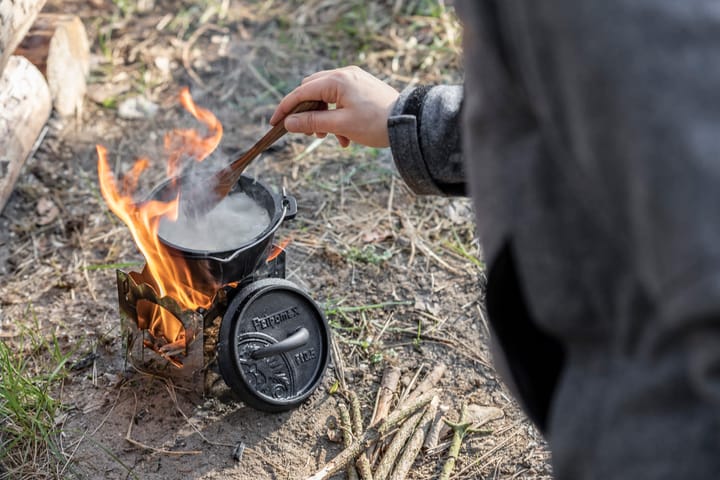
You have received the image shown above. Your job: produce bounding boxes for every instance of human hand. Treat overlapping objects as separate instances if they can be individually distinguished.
[269,66,400,148]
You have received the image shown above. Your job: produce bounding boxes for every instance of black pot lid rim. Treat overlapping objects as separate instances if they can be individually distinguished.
[218,278,330,409]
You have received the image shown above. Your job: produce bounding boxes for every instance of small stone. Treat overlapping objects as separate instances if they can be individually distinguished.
[118,96,159,120]
[154,56,171,75]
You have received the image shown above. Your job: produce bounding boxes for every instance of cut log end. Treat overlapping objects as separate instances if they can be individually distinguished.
[0,55,52,213]
[0,0,48,74]
[13,13,90,117]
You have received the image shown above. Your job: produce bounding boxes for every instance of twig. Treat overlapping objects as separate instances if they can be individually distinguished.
[387,175,395,218]
[440,404,490,480]
[348,390,364,438]
[398,365,425,406]
[389,396,439,480]
[292,136,326,163]
[78,254,98,302]
[338,402,360,480]
[423,403,449,451]
[372,311,397,347]
[452,422,523,478]
[59,426,87,477]
[355,454,374,480]
[370,365,401,426]
[399,214,462,274]
[373,409,424,480]
[330,336,348,394]
[404,364,446,404]
[437,405,504,446]
[369,364,410,464]
[348,391,373,480]
[305,390,437,480]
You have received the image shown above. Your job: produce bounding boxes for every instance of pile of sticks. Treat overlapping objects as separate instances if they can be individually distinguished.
[307,363,501,480]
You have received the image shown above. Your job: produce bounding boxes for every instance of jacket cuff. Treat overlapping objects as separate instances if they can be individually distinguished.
[388,114,445,195]
[387,85,465,196]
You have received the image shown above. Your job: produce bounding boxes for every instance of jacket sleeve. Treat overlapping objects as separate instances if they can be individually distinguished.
[387,85,466,196]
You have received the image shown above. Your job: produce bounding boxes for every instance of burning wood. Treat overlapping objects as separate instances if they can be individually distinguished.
[117,269,203,369]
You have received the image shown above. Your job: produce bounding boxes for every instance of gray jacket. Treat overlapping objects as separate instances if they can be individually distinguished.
[388,1,720,478]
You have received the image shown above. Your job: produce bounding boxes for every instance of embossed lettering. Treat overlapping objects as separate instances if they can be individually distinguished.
[294,348,316,366]
[252,306,300,330]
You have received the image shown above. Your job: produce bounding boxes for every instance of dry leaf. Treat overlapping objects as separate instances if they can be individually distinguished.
[467,405,504,429]
[362,229,393,243]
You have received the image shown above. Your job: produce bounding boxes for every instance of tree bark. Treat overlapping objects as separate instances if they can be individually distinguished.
[0,55,52,213]
[0,0,47,75]
[14,13,89,117]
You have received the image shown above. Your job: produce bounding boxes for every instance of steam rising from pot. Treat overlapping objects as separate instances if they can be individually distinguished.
[159,191,270,251]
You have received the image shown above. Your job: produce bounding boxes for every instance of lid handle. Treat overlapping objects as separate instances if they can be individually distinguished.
[250,327,310,360]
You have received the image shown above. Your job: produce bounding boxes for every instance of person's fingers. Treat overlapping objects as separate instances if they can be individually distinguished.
[270,77,340,125]
[315,132,328,138]
[337,135,350,148]
[284,108,353,137]
[300,69,337,85]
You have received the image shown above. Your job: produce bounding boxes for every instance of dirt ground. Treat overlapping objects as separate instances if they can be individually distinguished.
[0,1,552,478]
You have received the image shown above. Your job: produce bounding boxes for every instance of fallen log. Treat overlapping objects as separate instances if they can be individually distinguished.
[0,55,52,213]
[14,13,89,117]
[0,0,47,74]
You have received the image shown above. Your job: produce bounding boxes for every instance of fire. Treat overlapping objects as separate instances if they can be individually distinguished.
[267,237,291,262]
[97,88,222,349]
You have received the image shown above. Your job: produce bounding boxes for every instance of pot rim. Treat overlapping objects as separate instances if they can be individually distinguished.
[152,174,287,261]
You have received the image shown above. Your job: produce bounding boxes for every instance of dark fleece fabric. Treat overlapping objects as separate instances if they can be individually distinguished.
[388,1,720,478]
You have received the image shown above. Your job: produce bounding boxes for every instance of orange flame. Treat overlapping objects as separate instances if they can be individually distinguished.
[164,88,223,178]
[267,237,292,262]
[97,88,222,347]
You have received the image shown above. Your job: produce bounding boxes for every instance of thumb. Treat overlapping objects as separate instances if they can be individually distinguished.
[284,110,342,135]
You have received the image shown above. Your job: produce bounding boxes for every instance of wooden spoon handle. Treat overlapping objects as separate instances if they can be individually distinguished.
[213,100,325,197]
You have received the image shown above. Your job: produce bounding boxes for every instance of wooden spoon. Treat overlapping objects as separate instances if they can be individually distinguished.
[181,100,325,218]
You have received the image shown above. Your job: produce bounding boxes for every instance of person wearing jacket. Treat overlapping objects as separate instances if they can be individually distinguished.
[270,2,720,478]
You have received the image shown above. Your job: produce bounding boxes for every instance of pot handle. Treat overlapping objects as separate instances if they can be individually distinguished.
[282,193,297,220]
[250,328,309,360]
[205,247,246,264]
[202,192,296,263]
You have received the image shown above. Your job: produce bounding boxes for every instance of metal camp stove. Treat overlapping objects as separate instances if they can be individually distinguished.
[116,182,331,412]
[96,83,331,413]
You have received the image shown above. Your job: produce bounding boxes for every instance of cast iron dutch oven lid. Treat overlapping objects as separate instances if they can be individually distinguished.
[217,278,330,412]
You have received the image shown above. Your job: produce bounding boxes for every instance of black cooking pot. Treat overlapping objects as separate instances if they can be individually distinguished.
[150,175,297,291]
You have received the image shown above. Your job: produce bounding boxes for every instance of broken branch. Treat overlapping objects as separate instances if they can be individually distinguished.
[370,364,401,426]
[389,396,439,480]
